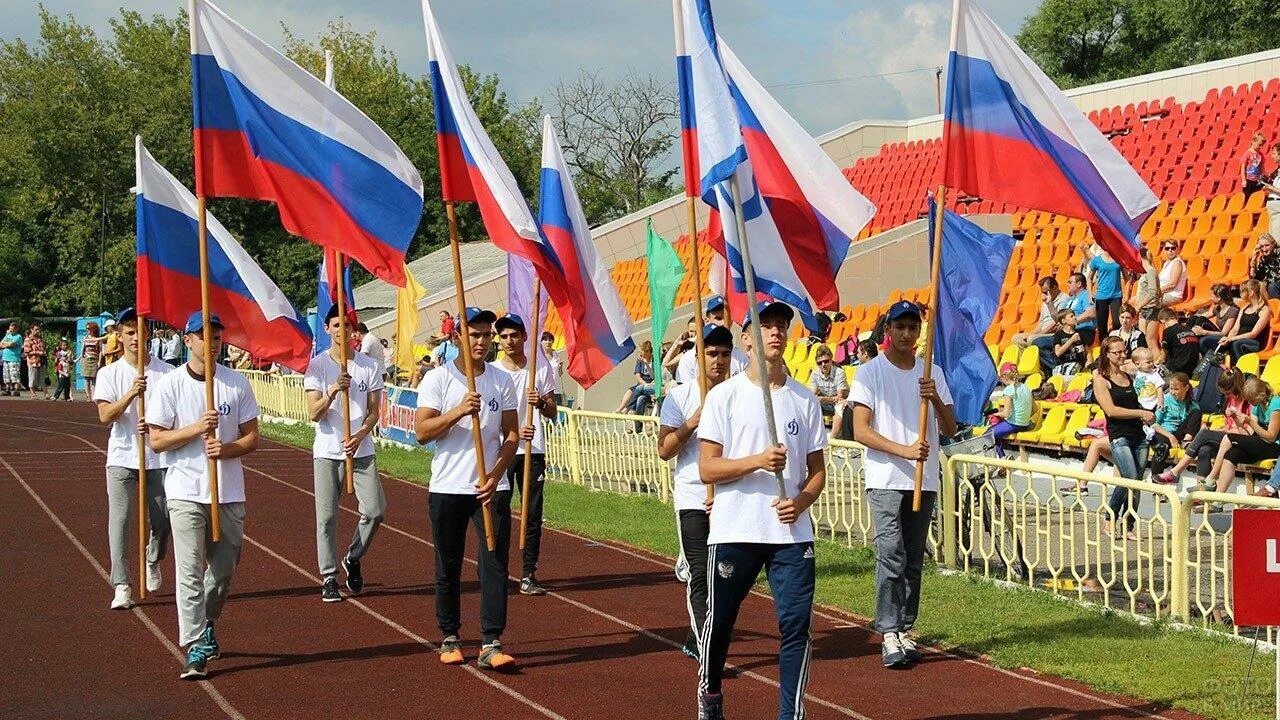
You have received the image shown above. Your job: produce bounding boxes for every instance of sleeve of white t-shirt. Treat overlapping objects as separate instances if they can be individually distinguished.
[302,360,324,394]
[697,384,729,447]
[537,366,556,397]
[237,377,260,424]
[416,370,443,412]
[933,365,955,407]
[92,365,117,403]
[659,387,686,429]
[368,360,386,392]
[848,361,876,410]
[145,374,177,430]
[806,374,819,394]
[803,393,829,454]
[1151,373,1166,392]
[498,373,518,412]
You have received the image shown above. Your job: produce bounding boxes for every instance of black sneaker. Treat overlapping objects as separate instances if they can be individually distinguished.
[322,577,342,602]
[698,691,724,720]
[180,643,212,680]
[201,622,220,660]
[342,555,364,594]
[519,575,547,596]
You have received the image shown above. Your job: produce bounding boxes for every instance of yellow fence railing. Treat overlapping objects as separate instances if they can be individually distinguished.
[241,370,1278,636]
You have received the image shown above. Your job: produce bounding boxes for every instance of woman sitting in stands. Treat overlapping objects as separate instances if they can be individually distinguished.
[1190,284,1239,351]
[1198,377,1280,509]
[987,363,1032,458]
[1248,233,1280,301]
[1209,279,1271,362]
[1093,336,1154,541]
[1156,240,1187,307]
[1157,368,1248,486]
[615,340,656,415]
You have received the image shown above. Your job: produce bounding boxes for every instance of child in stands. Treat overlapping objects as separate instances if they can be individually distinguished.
[1148,373,1199,480]
[1242,132,1267,197]
[988,363,1031,458]
[1130,348,1165,419]
[1157,368,1247,486]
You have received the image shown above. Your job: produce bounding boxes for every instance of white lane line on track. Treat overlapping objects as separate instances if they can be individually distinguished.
[0,456,246,720]
[243,464,874,720]
[7,413,1179,720]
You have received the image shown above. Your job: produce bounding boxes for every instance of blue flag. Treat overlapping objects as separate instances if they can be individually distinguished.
[312,253,356,356]
[928,197,1014,426]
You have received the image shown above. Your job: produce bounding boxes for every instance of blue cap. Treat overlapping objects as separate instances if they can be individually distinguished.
[495,313,526,333]
[115,307,137,325]
[183,311,224,334]
[741,301,794,330]
[464,306,497,325]
[705,295,726,314]
[702,324,734,347]
[885,300,922,322]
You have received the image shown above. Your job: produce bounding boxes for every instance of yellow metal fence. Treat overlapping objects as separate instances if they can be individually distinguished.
[243,371,1277,637]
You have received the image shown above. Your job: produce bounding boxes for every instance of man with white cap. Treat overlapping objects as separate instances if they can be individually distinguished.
[147,310,260,680]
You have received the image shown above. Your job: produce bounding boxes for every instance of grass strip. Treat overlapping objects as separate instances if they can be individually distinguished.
[261,421,1276,720]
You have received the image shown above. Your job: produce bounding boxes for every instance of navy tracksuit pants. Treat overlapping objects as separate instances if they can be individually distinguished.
[698,541,815,720]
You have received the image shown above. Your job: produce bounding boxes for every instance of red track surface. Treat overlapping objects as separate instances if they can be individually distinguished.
[1,400,1203,720]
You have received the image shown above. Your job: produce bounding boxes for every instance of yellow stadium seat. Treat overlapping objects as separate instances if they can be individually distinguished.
[1022,405,1068,443]
[1025,373,1043,391]
[999,345,1019,367]
[1017,345,1040,375]
[1237,352,1261,376]
[1011,404,1046,442]
[1040,404,1091,446]
[1261,356,1280,387]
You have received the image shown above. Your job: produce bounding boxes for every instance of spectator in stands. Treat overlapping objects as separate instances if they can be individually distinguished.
[162,326,184,366]
[1110,305,1146,355]
[616,340,655,415]
[988,363,1032,458]
[1156,368,1247,485]
[1044,310,1086,375]
[1263,144,1280,236]
[1157,308,1201,375]
[1131,347,1165,415]
[1032,274,1093,363]
[1012,277,1071,350]
[1087,243,1124,340]
[1157,240,1187,306]
[1093,336,1153,541]
[432,330,460,366]
[1148,373,1198,479]
[437,310,455,340]
[807,345,848,440]
[1209,279,1271,361]
[1241,132,1267,197]
[856,340,878,365]
[1201,377,1280,506]
[79,321,103,400]
[1129,248,1162,349]
[1191,283,1239,341]
[1248,233,1280,300]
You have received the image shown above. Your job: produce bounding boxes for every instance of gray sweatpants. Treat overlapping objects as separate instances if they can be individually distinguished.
[868,488,936,635]
[168,499,245,648]
[313,456,385,580]
[105,466,170,586]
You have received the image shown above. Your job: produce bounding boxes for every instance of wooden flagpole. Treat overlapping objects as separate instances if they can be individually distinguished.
[445,200,497,551]
[913,185,947,512]
[727,175,787,501]
[686,197,714,506]
[519,279,542,549]
[195,196,221,541]
[334,249,355,495]
[135,316,149,599]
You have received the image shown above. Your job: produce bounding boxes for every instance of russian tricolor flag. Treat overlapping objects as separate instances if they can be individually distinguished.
[675,0,875,326]
[942,0,1157,271]
[190,0,424,286]
[135,137,312,372]
[538,117,636,388]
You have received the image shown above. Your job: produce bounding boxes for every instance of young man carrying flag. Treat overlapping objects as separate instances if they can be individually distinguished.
[493,313,557,596]
[146,311,260,679]
[303,305,386,603]
[93,307,173,609]
[669,296,749,385]
[414,307,520,670]
[658,324,735,661]
[697,301,827,720]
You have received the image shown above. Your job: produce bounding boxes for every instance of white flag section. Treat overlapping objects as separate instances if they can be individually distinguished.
[677,0,747,194]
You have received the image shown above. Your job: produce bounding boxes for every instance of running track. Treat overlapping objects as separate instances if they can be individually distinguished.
[0,400,1202,720]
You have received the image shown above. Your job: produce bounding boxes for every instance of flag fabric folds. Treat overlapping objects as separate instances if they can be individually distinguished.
[942,0,1157,271]
[928,196,1014,426]
[135,137,312,372]
[190,0,424,286]
[674,0,875,327]
[538,116,636,388]
[645,219,686,398]
[507,253,549,357]
[312,252,356,356]
[395,264,427,374]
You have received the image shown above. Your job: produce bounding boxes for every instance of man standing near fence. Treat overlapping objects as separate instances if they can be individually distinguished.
[146,311,260,680]
[658,324,734,662]
[493,313,557,597]
[303,305,386,603]
[414,307,520,670]
[696,301,828,720]
[93,308,172,609]
[850,300,956,669]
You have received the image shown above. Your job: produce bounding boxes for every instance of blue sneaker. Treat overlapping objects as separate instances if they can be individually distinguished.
[681,633,699,660]
[201,622,220,660]
[180,643,212,680]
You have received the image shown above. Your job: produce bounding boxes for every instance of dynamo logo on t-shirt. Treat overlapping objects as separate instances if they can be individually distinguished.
[358,380,369,392]
[487,398,499,412]
[218,401,231,416]
[786,419,799,436]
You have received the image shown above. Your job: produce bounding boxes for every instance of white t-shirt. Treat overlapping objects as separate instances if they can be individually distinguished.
[848,354,954,493]
[93,357,173,470]
[416,362,518,495]
[698,372,827,545]
[659,382,709,512]
[360,331,385,376]
[493,357,557,454]
[1134,370,1165,411]
[145,364,259,504]
[675,347,749,385]
[303,351,384,460]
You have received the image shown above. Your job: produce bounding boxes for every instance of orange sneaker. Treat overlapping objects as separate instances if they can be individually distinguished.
[439,636,464,665]
[477,641,515,671]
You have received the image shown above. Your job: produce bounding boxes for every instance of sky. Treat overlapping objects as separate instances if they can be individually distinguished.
[2,0,1040,135]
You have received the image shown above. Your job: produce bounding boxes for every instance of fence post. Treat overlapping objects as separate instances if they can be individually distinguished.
[1170,496,1190,622]
[941,457,957,569]
[566,410,584,487]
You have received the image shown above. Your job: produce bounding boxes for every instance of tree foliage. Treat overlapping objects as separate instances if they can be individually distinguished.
[1017,0,1280,88]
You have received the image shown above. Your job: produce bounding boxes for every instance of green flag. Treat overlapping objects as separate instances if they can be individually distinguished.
[646,218,686,399]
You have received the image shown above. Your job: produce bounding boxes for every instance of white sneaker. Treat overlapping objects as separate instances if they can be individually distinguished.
[110,584,133,610]
[146,561,162,593]
[674,555,691,583]
[899,633,922,663]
